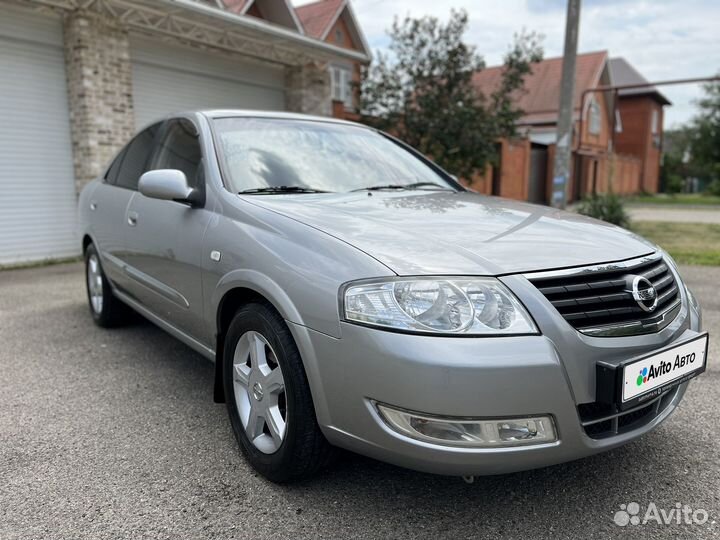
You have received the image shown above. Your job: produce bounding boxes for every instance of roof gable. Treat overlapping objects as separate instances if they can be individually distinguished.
[608,57,671,105]
[219,0,303,32]
[296,0,343,39]
[472,51,609,125]
[219,0,250,13]
[295,0,370,57]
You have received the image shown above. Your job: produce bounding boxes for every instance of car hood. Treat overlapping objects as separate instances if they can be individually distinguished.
[244,191,656,275]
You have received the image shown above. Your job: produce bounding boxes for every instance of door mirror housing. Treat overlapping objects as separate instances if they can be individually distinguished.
[139,169,201,206]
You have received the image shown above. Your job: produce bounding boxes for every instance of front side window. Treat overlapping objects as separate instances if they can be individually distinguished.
[213,118,455,194]
[115,122,162,190]
[150,119,203,189]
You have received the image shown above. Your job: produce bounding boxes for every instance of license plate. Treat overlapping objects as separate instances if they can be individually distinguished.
[622,333,708,404]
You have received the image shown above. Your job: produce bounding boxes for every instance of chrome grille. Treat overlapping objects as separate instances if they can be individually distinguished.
[526,254,681,337]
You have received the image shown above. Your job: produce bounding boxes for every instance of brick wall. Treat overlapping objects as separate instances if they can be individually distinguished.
[285,62,331,117]
[63,11,134,192]
[324,14,364,116]
[615,96,663,193]
[497,138,531,200]
[62,10,334,192]
[464,139,531,199]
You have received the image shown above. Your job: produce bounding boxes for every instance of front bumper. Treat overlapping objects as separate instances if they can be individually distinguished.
[286,269,703,477]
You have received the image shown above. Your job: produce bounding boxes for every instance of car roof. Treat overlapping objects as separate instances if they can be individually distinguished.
[198,109,365,128]
[133,110,374,139]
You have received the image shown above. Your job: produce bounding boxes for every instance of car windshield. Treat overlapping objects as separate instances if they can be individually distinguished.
[212,117,457,193]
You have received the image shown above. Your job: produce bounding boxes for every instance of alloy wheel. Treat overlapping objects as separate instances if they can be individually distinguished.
[232,331,287,454]
[87,254,104,314]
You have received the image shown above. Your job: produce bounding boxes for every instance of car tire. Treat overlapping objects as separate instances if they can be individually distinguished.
[84,243,132,328]
[223,302,333,483]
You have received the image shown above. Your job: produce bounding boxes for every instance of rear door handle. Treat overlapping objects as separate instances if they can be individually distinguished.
[90,201,98,211]
[127,211,138,227]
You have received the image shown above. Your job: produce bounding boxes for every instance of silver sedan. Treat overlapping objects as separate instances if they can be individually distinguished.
[78,111,707,483]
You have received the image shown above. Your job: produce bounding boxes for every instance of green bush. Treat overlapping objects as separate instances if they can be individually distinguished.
[576,193,631,229]
[707,179,720,197]
[665,174,684,195]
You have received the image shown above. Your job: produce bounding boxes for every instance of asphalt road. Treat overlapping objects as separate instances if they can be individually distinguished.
[1,262,718,540]
[628,206,720,224]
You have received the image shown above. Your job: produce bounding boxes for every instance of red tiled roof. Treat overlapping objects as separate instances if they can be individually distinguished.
[472,50,608,125]
[295,0,344,39]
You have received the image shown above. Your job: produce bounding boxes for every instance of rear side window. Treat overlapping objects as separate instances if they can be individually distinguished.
[115,123,161,190]
[104,147,127,185]
[150,119,203,190]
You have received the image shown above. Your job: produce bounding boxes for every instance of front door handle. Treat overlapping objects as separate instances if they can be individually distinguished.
[127,211,138,227]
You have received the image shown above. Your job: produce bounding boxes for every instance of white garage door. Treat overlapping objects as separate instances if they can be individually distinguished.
[131,37,286,129]
[0,7,78,265]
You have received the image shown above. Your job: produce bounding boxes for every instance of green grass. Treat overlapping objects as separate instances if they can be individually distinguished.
[631,221,720,266]
[624,193,720,206]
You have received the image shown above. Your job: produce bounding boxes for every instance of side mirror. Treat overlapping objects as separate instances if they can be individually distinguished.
[139,169,200,206]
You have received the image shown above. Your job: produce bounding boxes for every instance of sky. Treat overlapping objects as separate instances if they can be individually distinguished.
[298,0,720,127]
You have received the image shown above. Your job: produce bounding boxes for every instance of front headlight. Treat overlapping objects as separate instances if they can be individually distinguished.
[342,278,538,335]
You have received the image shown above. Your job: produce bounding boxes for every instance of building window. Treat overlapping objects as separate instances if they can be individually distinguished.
[330,65,353,109]
[588,97,601,135]
[335,28,344,45]
[651,109,659,134]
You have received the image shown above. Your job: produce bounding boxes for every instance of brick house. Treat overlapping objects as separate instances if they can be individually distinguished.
[470,51,669,204]
[0,0,370,265]
[296,0,368,121]
[608,57,671,193]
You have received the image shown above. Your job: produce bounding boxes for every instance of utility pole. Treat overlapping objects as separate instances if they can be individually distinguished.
[551,0,581,208]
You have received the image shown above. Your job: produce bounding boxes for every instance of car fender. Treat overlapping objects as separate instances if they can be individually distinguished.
[209,269,330,422]
[211,268,305,330]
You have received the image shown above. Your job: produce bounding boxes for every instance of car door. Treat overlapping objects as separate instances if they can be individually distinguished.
[89,123,161,291]
[123,117,211,344]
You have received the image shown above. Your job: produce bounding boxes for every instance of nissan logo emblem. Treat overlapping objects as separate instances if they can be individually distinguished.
[626,275,658,312]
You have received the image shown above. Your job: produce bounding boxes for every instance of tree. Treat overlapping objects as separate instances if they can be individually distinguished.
[660,127,692,193]
[360,9,542,179]
[689,77,720,184]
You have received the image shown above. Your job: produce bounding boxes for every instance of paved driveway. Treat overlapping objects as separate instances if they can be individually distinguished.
[1,263,718,540]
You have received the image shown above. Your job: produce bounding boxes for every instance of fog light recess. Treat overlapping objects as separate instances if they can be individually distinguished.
[375,403,557,448]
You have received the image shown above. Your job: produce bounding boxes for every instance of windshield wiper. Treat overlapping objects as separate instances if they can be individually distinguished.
[239,186,328,195]
[351,182,454,192]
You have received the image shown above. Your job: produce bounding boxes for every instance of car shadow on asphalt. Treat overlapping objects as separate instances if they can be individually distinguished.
[71,305,710,530]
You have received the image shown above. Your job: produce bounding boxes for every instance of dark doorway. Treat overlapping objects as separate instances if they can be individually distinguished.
[491,142,502,196]
[528,144,548,204]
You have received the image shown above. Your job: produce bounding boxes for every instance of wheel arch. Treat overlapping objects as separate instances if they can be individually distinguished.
[82,234,94,253]
[211,272,306,404]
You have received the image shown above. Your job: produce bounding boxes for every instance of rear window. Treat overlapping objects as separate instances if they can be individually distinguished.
[115,122,161,191]
[104,147,127,185]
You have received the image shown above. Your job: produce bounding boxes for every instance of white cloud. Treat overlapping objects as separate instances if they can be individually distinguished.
[305,0,720,127]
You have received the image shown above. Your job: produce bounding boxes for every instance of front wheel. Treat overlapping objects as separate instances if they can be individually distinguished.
[223,302,332,483]
[84,243,132,327]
